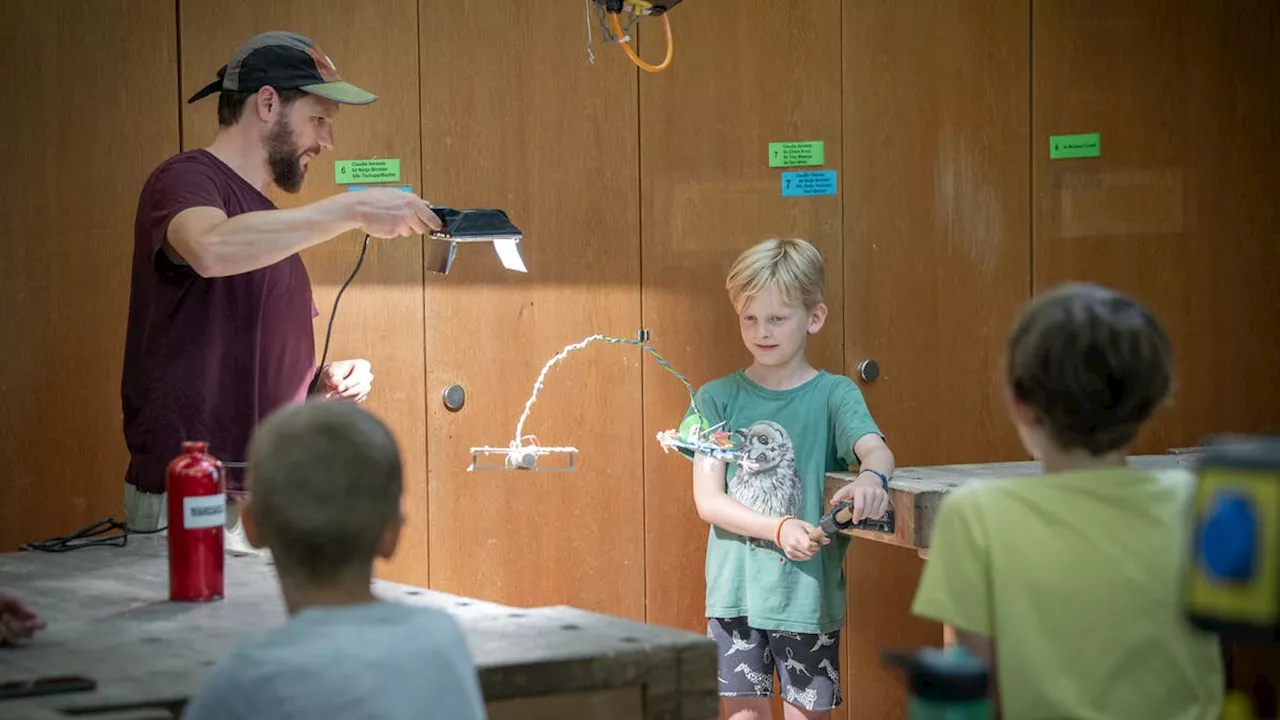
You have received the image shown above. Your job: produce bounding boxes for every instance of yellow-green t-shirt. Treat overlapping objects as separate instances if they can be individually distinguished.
[911,466,1224,720]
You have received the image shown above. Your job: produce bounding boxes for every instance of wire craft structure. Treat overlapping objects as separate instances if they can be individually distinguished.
[468,334,746,472]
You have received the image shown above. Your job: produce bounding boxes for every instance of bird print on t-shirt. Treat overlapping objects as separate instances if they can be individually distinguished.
[728,420,802,552]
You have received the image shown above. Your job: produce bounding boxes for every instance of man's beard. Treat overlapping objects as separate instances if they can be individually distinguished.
[263,116,317,194]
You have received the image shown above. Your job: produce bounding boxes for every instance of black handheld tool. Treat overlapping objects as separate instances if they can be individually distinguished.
[810,501,895,540]
[425,207,525,275]
[428,207,523,242]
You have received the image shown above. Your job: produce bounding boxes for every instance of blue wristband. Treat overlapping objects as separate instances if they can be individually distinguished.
[859,468,889,490]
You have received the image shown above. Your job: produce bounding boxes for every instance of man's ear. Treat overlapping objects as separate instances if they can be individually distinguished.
[808,301,829,334]
[376,509,405,560]
[253,86,279,122]
[240,500,267,549]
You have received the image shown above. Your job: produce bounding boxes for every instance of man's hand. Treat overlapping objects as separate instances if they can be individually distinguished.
[830,474,890,523]
[351,188,441,238]
[319,359,373,403]
[0,590,46,646]
[777,518,830,562]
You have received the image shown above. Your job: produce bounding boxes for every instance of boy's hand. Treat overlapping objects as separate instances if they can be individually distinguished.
[831,476,890,523]
[778,518,829,562]
[0,590,46,646]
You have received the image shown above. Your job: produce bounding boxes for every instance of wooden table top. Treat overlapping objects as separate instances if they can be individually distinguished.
[0,535,716,720]
[823,451,1203,552]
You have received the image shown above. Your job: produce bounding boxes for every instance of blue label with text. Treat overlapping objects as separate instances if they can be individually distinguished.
[781,171,837,197]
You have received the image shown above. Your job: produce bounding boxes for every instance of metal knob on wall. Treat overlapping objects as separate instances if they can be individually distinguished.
[858,359,880,383]
[442,384,466,411]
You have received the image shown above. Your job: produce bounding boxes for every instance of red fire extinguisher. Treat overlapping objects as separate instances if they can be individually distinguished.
[166,441,225,602]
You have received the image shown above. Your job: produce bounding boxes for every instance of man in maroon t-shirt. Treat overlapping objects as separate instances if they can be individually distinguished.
[121,31,440,547]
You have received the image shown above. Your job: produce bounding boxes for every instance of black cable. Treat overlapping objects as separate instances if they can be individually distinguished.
[19,517,167,553]
[309,233,371,395]
[22,237,373,554]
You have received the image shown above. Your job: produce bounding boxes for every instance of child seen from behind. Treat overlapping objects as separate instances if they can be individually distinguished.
[183,400,487,720]
[911,282,1224,719]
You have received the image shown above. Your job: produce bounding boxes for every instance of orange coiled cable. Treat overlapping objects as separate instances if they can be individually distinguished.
[608,11,673,73]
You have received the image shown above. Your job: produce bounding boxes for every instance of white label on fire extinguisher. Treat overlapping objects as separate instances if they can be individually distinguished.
[183,494,227,529]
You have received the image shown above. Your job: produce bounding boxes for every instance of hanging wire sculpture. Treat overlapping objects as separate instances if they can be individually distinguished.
[468,334,745,471]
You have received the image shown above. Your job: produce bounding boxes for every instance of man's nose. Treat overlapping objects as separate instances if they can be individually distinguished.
[317,126,334,150]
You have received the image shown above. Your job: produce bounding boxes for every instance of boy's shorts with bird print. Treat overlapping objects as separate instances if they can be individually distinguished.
[708,617,842,712]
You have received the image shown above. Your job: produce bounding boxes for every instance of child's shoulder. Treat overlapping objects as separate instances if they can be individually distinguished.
[696,369,746,394]
[691,371,746,410]
[943,465,1197,508]
[812,369,863,396]
[804,371,872,418]
[930,477,1029,526]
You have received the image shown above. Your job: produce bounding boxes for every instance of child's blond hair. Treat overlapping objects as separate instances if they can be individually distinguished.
[725,238,825,314]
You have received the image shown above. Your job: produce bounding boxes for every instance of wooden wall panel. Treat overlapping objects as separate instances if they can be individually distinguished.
[0,0,179,552]
[179,0,429,584]
[638,3,846,717]
[420,1,645,620]
[1032,0,1280,453]
[842,1,1032,717]
[843,0,1032,468]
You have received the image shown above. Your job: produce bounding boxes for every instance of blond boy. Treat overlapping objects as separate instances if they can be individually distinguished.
[912,282,1224,718]
[182,400,486,720]
[680,238,895,719]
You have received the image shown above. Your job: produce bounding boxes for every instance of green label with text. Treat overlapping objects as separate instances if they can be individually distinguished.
[769,141,825,168]
[335,158,401,184]
[1049,133,1101,159]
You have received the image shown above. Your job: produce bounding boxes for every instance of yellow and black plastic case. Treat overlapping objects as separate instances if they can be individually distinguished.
[1184,435,1280,644]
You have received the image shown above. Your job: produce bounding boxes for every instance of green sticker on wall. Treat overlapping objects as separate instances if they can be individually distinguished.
[334,158,401,184]
[769,141,825,168]
[1049,133,1101,160]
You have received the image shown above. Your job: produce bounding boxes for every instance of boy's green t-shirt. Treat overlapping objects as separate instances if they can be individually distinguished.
[912,467,1224,720]
[681,369,883,634]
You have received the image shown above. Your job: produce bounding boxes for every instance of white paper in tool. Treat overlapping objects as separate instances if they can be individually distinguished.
[493,239,527,273]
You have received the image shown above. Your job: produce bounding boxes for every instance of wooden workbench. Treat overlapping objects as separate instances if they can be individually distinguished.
[0,535,717,720]
[824,452,1202,555]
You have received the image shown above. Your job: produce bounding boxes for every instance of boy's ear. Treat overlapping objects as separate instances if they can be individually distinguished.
[376,508,405,560]
[807,302,828,333]
[240,500,267,549]
[1002,381,1039,428]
